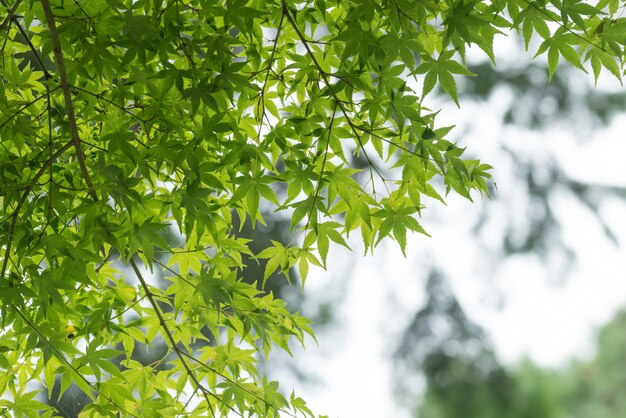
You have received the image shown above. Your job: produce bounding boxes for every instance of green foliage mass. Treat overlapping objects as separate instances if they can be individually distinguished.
[0,0,623,416]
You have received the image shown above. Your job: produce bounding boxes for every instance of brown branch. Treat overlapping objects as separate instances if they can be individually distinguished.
[4,5,308,416]
[1,0,52,79]
[40,0,98,201]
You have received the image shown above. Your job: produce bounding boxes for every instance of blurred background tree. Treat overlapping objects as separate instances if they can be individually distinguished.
[410,305,626,418]
[391,49,626,417]
[242,46,626,418]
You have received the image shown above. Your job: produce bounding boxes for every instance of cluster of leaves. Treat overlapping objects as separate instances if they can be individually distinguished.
[0,0,622,416]
[490,0,626,83]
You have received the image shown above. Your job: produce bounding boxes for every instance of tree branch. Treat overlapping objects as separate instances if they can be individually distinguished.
[130,258,225,418]
[1,0,52,79]
[304,103,336,234]
[257,10,285,123]
[40,0,98,201]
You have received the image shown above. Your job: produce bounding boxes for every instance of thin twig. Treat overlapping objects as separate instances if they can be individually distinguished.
[130,258,233,418]
[0,0,23,31]
[520,0,617,57]
[11,305,139,417]
[282,1,388,191]
[0,87,59,129]
[0,0,52,79]
[257,11,285,123]
[303,103,337,234]
[0,139,73,281]
[182,352,303,418]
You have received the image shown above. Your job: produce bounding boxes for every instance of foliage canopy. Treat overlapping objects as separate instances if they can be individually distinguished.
[0,0,623,416]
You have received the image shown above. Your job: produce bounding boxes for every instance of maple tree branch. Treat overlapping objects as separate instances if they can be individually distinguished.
[40,0,98,202]
[0,87,59,129]
[304,103,337,235]
[0,0,51,79]
[130,258,227,418]
[257,10,285,120]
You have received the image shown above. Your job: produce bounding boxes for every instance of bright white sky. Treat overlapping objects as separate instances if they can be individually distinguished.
[275,38,626,417]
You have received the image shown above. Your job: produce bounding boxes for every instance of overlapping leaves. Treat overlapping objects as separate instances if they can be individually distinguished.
[0,0,623,416]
